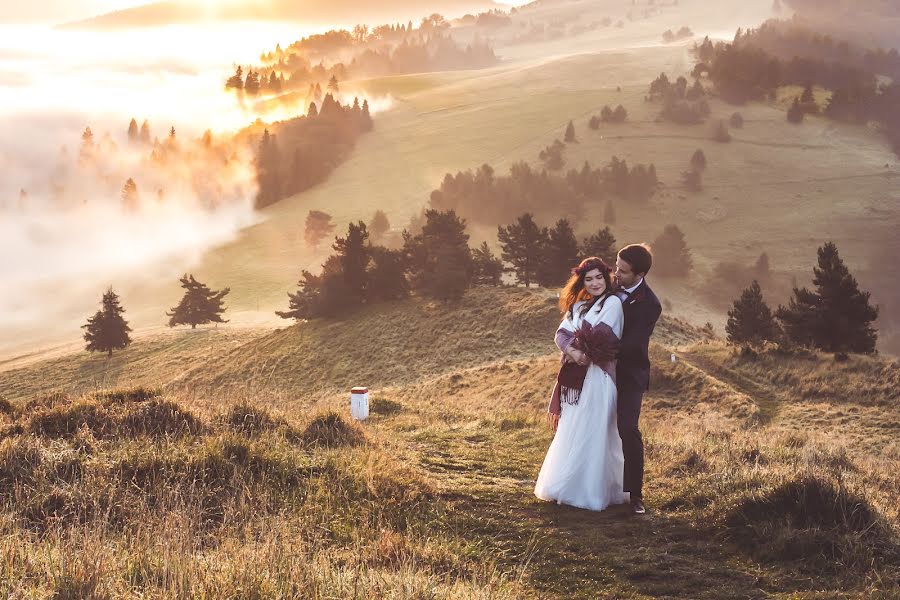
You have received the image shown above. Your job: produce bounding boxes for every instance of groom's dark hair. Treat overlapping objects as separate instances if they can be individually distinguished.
[618,243,653,276]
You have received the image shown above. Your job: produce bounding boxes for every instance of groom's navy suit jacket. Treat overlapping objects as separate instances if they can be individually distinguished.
[616,280,662,391]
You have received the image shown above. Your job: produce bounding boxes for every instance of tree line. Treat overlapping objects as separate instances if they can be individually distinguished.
[228,17,497,95]
[694,33,900,152]
[428,156,658,227]
[725,242,878,355]
[249,93,373,209]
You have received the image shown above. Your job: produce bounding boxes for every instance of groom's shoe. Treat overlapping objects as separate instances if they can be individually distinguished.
[631,497,646,515]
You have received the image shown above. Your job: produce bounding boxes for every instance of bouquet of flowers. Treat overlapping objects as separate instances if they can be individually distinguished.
[572,320,620,365]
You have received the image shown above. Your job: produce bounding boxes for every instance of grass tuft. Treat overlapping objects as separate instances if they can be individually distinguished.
[301,411,367,448]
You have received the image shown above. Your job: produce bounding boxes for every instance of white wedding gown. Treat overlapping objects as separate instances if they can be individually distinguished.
[534,296,628,511]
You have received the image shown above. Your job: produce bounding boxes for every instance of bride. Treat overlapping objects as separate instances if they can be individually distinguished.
[534,256,628,512]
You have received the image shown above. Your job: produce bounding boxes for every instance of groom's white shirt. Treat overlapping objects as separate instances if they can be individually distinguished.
[617,277,643,303]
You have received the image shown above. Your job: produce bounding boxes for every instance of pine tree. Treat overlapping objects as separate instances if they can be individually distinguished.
[308,102,318,117]
[690,148,707,171]
[497,213,548,288]
[580,226,617,264]
[82,288,132,357]
[564,120,576,143]
[726,280,778,344]
[404,209,473,300]
[776,242,878,353]
[139,120,151,144]
[369,209,390,242]
[361,99,373,130]
[367,247,409,302]
[122,178,139,212]
[537,218,580,287]
[226,65,244,89]
[471,241,503,286]
[652,224,693,276]
[79,127,94,165]
[245,70,260,94]
[328,74,339,93]
[304,210,335,248]
[255,129,281,208]
[166,275,230,329]
[127,118,139,143]
[332,221,371,299]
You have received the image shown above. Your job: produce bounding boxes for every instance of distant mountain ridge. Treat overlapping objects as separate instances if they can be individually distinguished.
[60,0,500,29]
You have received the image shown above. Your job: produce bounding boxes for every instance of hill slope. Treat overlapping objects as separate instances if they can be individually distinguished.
[2,287,898,597]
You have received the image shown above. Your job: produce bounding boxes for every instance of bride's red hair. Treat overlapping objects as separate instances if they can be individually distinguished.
[558,256,613,316]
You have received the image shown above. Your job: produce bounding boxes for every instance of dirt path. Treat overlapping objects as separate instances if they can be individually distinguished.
[678,350,782,425]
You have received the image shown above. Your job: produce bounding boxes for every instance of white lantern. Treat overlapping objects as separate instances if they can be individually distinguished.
[350,386,369,421]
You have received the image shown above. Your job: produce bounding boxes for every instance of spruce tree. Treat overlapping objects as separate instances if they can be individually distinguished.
[304,210,335,249]
[166,274,230,329]
[726,280,778,344]
[332,221,371,299]
[369,209,390,243]
[122,178,139,212]
[367,247,409,302]
[471,241,503,286]
[690,148,707,172]
[537,219,580,287]
[139,120,151,144]
[580,226,617,264]
[127,118,139,143]
[564,120,576,143]
[652,224,693,276]
[308,102,318,117]
[497,213,548,288]
[776,242,878,353]
[82,288,132,357]
[403,209,473,300]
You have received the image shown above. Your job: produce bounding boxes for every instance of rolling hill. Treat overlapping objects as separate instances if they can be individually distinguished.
[1,285,898,597]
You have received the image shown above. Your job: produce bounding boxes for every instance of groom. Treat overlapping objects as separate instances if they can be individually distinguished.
[614,244,662,515]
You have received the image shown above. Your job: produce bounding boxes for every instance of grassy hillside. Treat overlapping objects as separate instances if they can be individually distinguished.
[2,286,899,597]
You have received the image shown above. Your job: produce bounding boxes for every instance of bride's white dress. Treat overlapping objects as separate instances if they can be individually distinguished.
[534,296,628,511]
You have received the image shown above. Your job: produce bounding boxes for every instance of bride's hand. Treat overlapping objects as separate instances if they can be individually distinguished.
[548,413,559,431]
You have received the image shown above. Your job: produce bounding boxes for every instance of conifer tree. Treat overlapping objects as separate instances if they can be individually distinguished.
[471,241,503,286]
[726,280,778,344]
[612,104,627,122]
[122,178,139,212]
[362,99,373,130]
[690,148,707,172]
[304,209,335,248]
[79,127,94,165]
[308,102,318,117]
[82,288,132,356]
[139,120,151,144]
[652,224,693,276]
[538,218,580,287]
[564,120,577,143]
[497,213,548,288]
[369,209,390,243]
[367,247,409,302]
[332,221,371,299]
[776,242,878,353]
[328,74,339,93]
[166,275,230,329]
[255,129,281,208]
[127,118,139,143]
[581,226,617,264]
[404,209,473,299]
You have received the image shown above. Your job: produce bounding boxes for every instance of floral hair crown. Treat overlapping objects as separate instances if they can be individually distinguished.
[572,259,611,277]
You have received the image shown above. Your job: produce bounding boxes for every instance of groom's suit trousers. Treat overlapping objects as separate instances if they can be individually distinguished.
[617,380,645,498]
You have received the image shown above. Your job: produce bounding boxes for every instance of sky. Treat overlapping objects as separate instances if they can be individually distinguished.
[0,0,529,24]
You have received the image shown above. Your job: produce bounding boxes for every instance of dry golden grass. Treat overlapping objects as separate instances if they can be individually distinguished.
[2,287,899,598]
